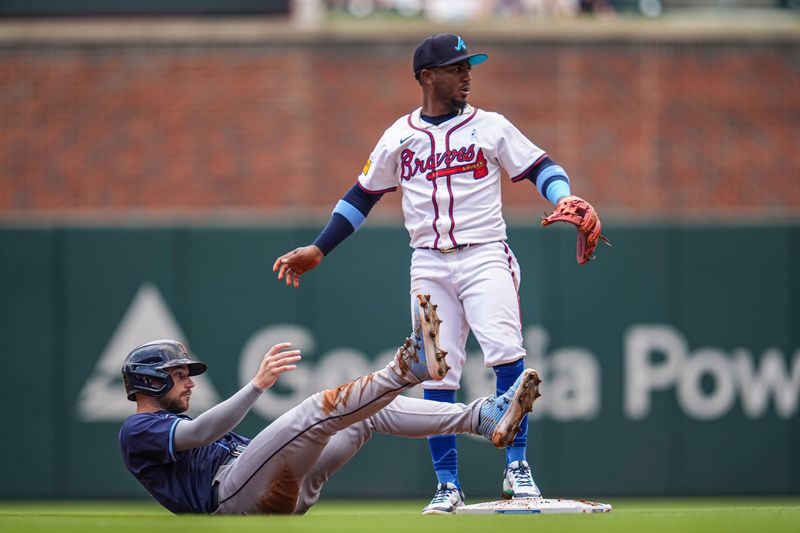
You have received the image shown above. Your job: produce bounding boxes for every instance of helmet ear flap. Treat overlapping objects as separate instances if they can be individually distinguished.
[124,365,175,401]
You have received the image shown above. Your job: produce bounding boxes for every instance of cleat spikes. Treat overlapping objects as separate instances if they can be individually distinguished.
[479,369,542,449]
[398,294,449,382]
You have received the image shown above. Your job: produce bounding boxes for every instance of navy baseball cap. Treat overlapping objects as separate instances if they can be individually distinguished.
[413,33,488,78]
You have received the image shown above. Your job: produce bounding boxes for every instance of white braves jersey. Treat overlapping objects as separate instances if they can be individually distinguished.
[358,104,546,249]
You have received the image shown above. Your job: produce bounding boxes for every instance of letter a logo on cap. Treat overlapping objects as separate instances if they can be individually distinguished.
[455,36,466,52]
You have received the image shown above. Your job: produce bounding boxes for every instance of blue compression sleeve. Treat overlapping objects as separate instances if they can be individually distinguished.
[312,184,384,255]
[523,156,571,205]
[538,166,571,205]
[312,213,355,256]
[545,178,571,205]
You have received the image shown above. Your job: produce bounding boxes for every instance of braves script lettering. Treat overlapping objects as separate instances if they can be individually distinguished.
[400,144,479,181]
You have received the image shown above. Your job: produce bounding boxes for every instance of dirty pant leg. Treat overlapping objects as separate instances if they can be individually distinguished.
[294,420,373,514]
[214,365,412,515]
[295,395,484,513]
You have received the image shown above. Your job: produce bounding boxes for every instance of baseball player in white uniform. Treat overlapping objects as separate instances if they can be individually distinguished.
[274,33,596,514]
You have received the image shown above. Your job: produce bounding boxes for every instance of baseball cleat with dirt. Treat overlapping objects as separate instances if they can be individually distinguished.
[477,369,542,448]
[393,295,449,383]
[414,294,449,381]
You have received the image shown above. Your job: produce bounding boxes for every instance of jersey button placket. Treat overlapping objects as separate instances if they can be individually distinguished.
[432,130,453,248]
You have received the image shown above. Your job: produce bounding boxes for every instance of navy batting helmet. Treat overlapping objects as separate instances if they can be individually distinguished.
[122,340,207,401]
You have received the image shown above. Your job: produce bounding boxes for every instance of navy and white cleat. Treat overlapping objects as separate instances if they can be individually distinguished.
[502,460,542,499]
[477,368,541,448]
[422,482,465,515]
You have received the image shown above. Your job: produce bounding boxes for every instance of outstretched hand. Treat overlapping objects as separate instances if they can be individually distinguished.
[272,245,324,288]
[251,342,302,391]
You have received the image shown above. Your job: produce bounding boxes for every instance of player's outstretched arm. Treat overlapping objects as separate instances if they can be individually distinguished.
[272,245,324,288]
[173,343,301,451]
[272,184,384,288]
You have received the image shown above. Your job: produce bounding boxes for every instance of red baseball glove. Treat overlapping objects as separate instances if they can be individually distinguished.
[541,195,610,265]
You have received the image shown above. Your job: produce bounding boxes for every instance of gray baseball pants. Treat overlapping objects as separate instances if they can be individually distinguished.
[213,360,484,514]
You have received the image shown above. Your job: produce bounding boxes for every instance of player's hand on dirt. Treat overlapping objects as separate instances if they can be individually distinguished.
[251,342,302,391]
[272,245,324,288]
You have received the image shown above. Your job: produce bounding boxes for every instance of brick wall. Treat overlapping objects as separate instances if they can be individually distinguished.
[1,36,798,222]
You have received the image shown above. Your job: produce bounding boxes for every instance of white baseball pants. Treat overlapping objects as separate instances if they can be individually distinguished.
[410,241,526,390]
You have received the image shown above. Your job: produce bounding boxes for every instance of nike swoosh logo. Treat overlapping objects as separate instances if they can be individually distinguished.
[400,136,412,144]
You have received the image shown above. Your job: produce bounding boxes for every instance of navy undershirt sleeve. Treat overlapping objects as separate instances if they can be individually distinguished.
[343,183,383,214]
[313,184,383,255]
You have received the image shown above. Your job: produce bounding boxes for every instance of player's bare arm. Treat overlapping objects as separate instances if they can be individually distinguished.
[272,245,324,288]
[272,183,384,290]
[251,342,301,390]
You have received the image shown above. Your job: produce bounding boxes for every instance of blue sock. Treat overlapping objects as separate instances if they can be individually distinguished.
[494,359,528,465]
[424,389,459,487]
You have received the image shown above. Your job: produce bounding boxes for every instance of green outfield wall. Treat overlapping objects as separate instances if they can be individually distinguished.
[1,223,798,499]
